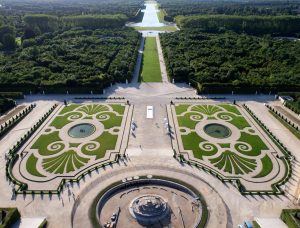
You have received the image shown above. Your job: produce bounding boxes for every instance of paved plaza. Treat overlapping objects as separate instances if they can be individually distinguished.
[0,80,299,227]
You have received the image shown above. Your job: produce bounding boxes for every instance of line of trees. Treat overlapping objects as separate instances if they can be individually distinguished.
[22,14,129,39]
[62,15,128,30]
[24,14,59,34]
[158,0,300,21]
[0,0,143,19]
[176,15,300,36]
[278,92,300,114]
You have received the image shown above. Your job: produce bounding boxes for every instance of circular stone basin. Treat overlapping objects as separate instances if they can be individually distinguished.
[204,123,231,139]
[68,123,96,138]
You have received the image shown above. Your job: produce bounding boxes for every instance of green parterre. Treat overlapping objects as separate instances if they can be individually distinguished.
[22,103,127,180]
[173,103,288,191]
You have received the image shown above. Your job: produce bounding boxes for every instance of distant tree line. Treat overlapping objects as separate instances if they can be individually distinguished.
[63,15,128,30]
[0,0,143,19]
[176,15,300,36]
[22,14,129,39]
[24,14,59,34]
[157,0,300,21]
[160,31,300,93]
[0,0,144,37]
[0,13,133,51]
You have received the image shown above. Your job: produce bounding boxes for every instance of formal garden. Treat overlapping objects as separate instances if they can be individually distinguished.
[11,103,130,189]
[171,103,290,193]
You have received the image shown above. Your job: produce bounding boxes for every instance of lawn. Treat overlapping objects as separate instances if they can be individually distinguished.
[182,132,218,159]
[15,37,22,46]
[253,155,273,178]
[218,104,241,115]
[26,154,45,177]
[174,103,279,178]
[134,26,178,32]
[236,132,268,156]
[156,5,166,23]
[140,37,162,82]
[24,103,126,177]
[209,150,257,175]
[42,150,90,174]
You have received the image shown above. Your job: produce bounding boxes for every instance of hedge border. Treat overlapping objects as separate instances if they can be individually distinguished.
[0,208,20,228]
[285,101,300,115]
[175,96,226,100]
[277,92,300,115]
[189,79,300,95]
[5,103,132,195]
[242,104,292,194]
[266,104,300,136]
[74,97,125,100]
[0,92,24,99]
[5,104,58,193]
[280,209,300,228]
[0,104,36,138]
[170,103,292,195]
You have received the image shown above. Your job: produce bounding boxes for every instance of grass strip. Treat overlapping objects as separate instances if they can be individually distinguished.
[269,111,300,140]
[253,154,273,178]
[140,37,162,82]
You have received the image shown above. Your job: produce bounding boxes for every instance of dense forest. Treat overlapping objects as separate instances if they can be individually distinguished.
[0,10,140,94]
[0,25,16,51]
[160,31,300,93]
[0,0,144,94]
[158,0,300,93]
[0,27,140,93]
[176,15,300,36]
[0,0,144,37]
[158,0,300,21]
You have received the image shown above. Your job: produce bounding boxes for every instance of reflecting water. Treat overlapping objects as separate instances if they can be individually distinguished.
[204,123,232,139]
[134,2,165,27]
[68,123,95,138]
